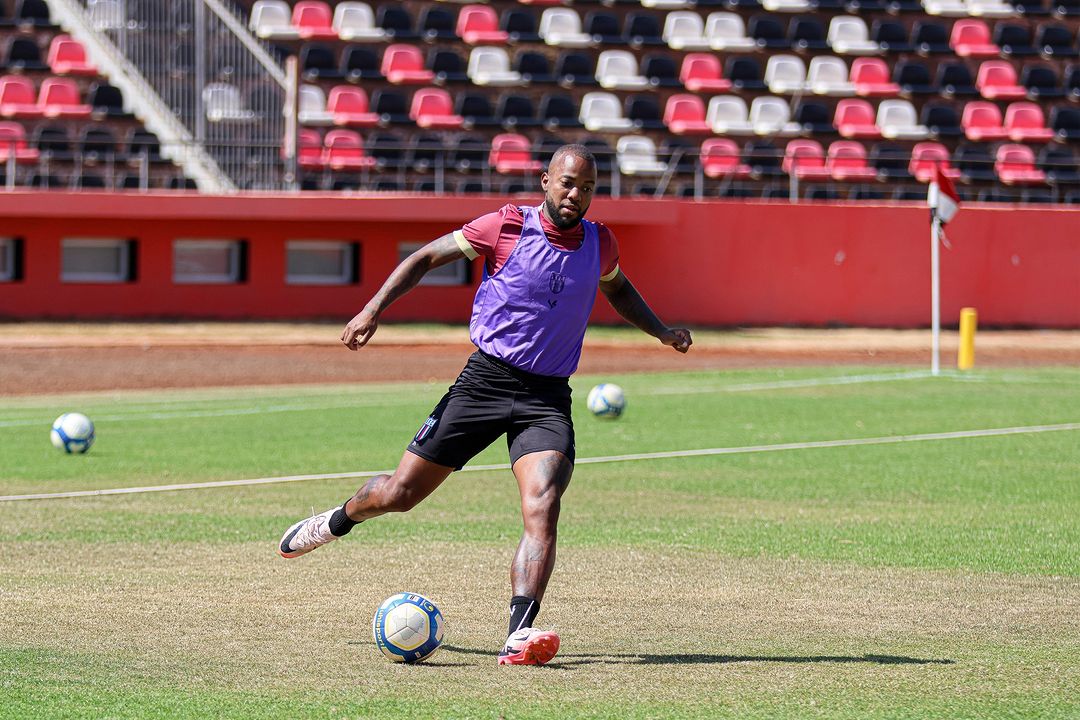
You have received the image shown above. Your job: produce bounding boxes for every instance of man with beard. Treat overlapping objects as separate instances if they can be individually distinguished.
[277,144,692,665]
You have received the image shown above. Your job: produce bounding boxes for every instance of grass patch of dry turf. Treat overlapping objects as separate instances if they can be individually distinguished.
[2,366,1079,718]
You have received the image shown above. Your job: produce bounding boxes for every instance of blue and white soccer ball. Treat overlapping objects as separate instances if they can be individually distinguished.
[586,383,625,419]
[372,593,445,664]
[50,413,95,454]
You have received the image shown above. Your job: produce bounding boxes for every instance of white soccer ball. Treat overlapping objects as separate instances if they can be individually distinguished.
[50,413,95,454]
[586,383,626,419]
[372,593,445,664]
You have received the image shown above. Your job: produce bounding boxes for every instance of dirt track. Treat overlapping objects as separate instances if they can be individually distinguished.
[1,324,1078,395]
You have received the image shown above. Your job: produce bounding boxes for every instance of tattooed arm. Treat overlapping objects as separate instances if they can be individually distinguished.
[600,270,692,354]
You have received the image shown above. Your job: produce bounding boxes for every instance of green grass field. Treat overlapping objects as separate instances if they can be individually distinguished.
[2,366,1079,719]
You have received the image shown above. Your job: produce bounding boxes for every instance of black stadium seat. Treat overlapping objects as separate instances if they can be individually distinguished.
[514,52,555,84]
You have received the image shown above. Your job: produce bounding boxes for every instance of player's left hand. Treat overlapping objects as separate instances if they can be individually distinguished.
[661,328,693,354]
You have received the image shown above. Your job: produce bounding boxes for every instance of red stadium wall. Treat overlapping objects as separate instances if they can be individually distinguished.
[0,192,1077,327]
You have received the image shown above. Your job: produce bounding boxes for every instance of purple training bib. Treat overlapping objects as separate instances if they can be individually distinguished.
[469,205,600,377]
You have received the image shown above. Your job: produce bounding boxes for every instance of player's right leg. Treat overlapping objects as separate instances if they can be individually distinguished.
[278,451,453,558]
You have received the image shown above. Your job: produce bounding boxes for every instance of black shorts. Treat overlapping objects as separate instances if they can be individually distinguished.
[407,351,575,470]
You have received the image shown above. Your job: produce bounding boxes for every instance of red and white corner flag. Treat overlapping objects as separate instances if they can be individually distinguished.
[927,164,960,224]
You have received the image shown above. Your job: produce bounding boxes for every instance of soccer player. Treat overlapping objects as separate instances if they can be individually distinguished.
[278,145,692,665]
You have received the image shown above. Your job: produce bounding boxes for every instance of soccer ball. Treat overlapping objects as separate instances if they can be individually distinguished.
[372,593,445,664]
[586,383,625,419]
[50,413,95,454]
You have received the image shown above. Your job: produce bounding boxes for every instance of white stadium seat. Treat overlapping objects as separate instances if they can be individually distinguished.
[807,56,854,96]
[333,2,386,42]
[203,83,255,123]
[538,8,594,48]
[706,12,756,52]
[877,99,930,139]
[595,50,649,91]
[249,0,300,40]
[828,16,881,55]
[765,54,808,95]
[749,96,800,136]
[763,0,811,11]
[580,92,634,132]
[297,84,333,125]
[663,11,710,51]
[467,47,524,86]
[616,136,668,175]
[707,95,754,135]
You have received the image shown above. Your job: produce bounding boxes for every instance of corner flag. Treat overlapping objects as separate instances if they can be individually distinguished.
[928,165,960,224]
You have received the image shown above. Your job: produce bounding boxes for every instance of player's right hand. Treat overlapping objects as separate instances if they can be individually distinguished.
[341,309,378,351]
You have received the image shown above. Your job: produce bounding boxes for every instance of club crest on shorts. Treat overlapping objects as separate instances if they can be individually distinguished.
[413,416,437,444]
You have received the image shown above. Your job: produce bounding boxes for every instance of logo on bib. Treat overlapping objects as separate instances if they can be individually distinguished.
[549,272,566,294]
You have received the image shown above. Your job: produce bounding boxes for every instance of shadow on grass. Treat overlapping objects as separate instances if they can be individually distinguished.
[441,646,955,668]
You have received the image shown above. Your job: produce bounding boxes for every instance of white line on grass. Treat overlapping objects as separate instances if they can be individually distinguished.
[3,421,1077,503]
[649,370,983,395]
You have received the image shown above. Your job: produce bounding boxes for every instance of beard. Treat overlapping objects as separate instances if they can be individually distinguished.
[544,196,583,230]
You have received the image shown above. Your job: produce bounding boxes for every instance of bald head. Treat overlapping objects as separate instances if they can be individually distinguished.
[547,144,597,175]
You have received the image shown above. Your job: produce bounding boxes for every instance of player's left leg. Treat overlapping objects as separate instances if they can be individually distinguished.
[498,450,572,666]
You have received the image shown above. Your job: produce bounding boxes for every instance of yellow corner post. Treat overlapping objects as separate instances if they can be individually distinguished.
[958,307,977,370]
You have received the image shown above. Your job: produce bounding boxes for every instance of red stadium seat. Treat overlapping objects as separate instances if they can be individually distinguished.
[292,1,339,40]
[826,141,878,181]
[961,101,1009,140]
[457,5,509,45]
[663,94,711,135]
[701,138,750,179]
[0,75,43,118]
[292,128,325,170]
[409,87,464,129]
[490,133,543,174]
[0,121,40,163]
[850,58,899,97]
[909,142,961,182]
[995,144,1046,185]
[976,60,1026,100]
[381,45,435,85]
[679,54,731,93]
[782,139,831,180]
[326,85,379,127]
[834,99,882,138]
[38,77,92,119]
[950,19,999,58]
[47,35,97,76]
[323,129,377,170]
[1004,102,1055,142]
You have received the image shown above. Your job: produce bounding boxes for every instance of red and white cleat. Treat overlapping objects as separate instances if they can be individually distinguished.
[497,627,560,666]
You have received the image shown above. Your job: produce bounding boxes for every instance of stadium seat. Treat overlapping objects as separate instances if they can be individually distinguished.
[706,12,756,52]
[954,143,997,181]
[467,47,524,86]
[342,47,383,81]
[663,11,710,50]
[826,141,878,180]
[913,20,951,54]
[1021,66,1063,99]
[701,138,752,178]
[4,36,46,72]
[642,54,680,88]
[894,60,937,95]
[32,124,73,160]
[828,16,880,54]
[323,129,377,170]
[580,92,633,131]
[909,142,961,181]
[0,121,39,163]
[680,53,732,92]
[515,52,555,85]
[937,61,978,96]
[626,95,664,130]
[382,45,435,84]
[0,75,42,118]
[293,1,338,40]
[1068,67,1080,100]
[539,8,592,48]
[250,0,299,39]
[1034,24,1078,57]
[877,99,929,138]
[294,128,325,170]
[743,139,784,177]
[869,143,913,180]
[748,15,788,49]
[616,136,667,175]
[333,2,385,42]
[923,0,969,15]
[326,85,378,127]
[921,102,963,136]
[80,126,119,162]
[807,56,854,95]
[765,55,808,94]
[850,57,900,96]
[1038,145,1080,185]
[1004,101,1055,140]
[596,50,649,90]
[457,5,508,44]
[377,5,420,41]
[782,139,831,179]
[788,16,828,51]
[428,48,468,84]
[962,101,1009,140]
[298,84,333,125]
[555,52,597,86]
[663,94,711,134]
[872,20,915,54]
[300,44,344,80]
[707,95,754,134]
[1050,106,1080,139]
[793,100,835,134]
[410,87,464,129]
[623,13,665,46]
[502,9,541,44]
[454,92,498,127]
[538,94,581,129]
[490,133,543,173]
[497,94,540,129]
[995,144,1046,184]
[950,19,1000,56]
[994,23,1036,55]
[47,35,96,75]
[127,128,162,163]
[418,7,457,41]
[203,83,254,122]
[87,82,128,118]
[967,0,1016,16]
[750,96,800,136]
[976,60,1027,99]
[726,57,766,91]
[834,98,882,138]
[763,0,811,10]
